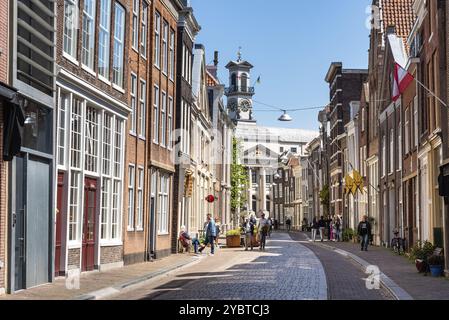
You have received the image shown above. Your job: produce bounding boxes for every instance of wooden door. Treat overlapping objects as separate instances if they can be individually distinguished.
[82,178,97,272]
[55,172,65,276]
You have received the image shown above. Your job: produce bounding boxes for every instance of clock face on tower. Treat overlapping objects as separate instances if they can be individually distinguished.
[240,100,251,112]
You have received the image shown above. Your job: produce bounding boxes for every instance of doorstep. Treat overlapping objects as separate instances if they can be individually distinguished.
[0,254,202,300]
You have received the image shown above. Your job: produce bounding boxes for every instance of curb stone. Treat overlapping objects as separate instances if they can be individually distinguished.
[74,255,205,300]
[307,239,414,301]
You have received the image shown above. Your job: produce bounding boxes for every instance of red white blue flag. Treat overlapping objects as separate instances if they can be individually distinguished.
[392,63,414,102]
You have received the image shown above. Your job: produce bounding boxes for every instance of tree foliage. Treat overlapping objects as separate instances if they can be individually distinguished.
[231,138,248,212]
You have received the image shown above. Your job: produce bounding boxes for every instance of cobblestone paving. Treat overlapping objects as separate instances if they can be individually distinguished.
[112,233,328,300]
[319,238,449,300]
[288,232,394,300]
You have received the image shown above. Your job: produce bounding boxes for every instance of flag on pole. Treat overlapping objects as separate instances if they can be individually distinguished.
[353,170,364,194]
[345,174,354,196]
[392,63,414,102]
[256,76,261,84]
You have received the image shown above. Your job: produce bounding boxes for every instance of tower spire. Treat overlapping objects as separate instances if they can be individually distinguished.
[237,46,242,62]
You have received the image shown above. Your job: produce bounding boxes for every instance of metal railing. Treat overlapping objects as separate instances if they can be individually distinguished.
[225,85,255,95]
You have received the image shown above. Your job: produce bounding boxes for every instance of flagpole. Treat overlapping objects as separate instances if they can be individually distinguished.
[414,78,448,108]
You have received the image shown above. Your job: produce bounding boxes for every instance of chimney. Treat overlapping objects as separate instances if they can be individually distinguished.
[214,51,219,66]
[207,51,219,79]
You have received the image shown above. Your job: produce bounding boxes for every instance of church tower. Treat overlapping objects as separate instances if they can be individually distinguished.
[225,49,255,123]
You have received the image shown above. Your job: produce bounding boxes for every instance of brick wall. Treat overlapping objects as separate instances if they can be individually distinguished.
[55,0,129,105]
[67,248,80,270]
[100,246,123,265]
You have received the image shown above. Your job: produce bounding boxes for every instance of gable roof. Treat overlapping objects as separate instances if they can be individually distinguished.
[380,0,415,49]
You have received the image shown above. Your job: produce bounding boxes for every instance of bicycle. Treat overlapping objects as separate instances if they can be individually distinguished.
[391,229,407,255]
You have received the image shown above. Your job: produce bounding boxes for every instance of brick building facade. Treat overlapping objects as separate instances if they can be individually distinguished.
[55,0,131,275]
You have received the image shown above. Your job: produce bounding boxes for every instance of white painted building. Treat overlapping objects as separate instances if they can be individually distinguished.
[225,54,317,220]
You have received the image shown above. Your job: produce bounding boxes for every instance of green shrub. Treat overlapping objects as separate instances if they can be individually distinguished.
[226,229,241,237]
[342,228,355,242]
[410,241,435,261]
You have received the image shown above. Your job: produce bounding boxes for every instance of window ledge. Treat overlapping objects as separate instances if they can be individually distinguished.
[112,83,125,94]
[81,64,97,77]
[100,241,123,247]
[68,242,81,250]
[136,228,144,232]
[63,52,79,66]
[139,135,146,141]
[158,232,169,236]
[127,227,135,232]
[98,75,111,86]
[129,131,137,137]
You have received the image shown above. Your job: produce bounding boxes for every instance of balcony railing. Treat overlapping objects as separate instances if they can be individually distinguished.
[225,85,255,95]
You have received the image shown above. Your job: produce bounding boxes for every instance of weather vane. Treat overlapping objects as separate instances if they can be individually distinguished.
[237,46,242,62]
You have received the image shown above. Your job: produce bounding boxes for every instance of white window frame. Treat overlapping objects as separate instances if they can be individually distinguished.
[130,73,137,135]
[102,113,112,176]
[390,129,394,174]
[101,177,111,240]
[58,91,69,168]
[169,29,175,81]
[139,80,147,139]
[154,12,161,68]
[158,174,170,234]
[81,0,96,71]
[153,85,159,144]
[141,1,148,58]
[132,0,139,51]
[69,171,81,243]
[161,91,167,147]
[168,96,173,150]
[162,21,168,75]
[85,105,99,174]
[128,164,136,231]
[136,167,144,231]
[112,3,125,89]
[98,0,111,82]
[63,0,78,61]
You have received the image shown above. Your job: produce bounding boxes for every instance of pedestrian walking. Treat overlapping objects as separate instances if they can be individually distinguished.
[214,217,221,249]
[242,218,255,251]
[267,218,273,238]
[286,217,292,232]
[318,216,326,242]
[335,216,342,242]
[357,215,372,251]
[199,214,217,256]
[311,217,319,242]
[257,213,270,251]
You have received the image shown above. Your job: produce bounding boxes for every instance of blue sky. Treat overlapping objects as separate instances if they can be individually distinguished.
[191,0,372,131]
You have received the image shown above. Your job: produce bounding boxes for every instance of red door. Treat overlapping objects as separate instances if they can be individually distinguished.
[55,172,65,276]
[82,178,97,272]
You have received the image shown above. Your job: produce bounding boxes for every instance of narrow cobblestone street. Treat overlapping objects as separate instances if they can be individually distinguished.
[108,232,396,300]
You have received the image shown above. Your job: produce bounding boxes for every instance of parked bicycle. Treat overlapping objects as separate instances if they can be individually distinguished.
[391,229,407,255]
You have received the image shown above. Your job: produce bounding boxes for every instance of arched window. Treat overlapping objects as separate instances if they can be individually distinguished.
[231,73,237,88]
[241,73,248,92]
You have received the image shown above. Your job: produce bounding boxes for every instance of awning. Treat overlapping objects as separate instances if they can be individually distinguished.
[0,82,24,161]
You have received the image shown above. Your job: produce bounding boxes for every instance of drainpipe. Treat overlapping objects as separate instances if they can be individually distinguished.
[443,0,449,277]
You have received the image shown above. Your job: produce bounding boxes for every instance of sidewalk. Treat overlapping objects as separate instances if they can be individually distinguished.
[301,232,449,300]
[0,253,203,300]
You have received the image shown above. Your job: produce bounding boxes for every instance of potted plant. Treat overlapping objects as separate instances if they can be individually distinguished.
[342,228,355,242]
[410,241,435,273]
[226,229,242,248]
[428,255,444,277]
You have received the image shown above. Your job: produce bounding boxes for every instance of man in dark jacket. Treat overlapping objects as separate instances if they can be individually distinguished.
[357,215,372,251]
[318,216,326,242]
